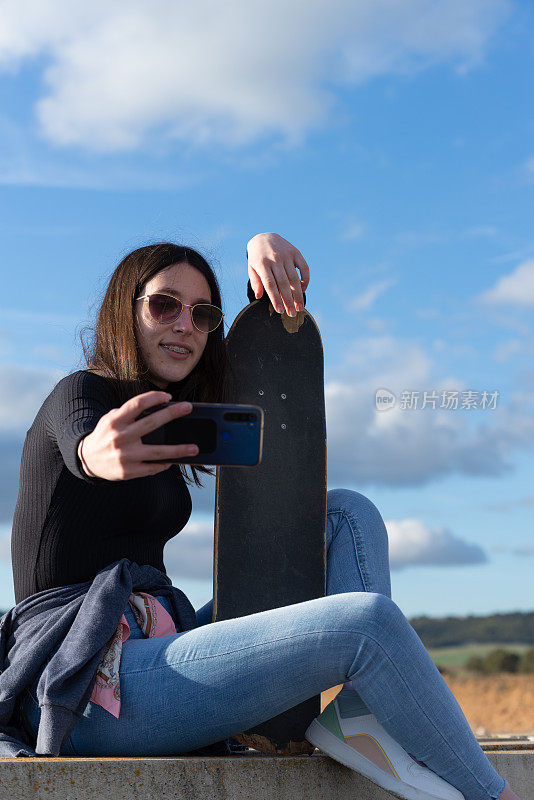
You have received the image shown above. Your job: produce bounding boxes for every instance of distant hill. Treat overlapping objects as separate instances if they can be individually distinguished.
[409,611,534,649]
[2,606,532,649]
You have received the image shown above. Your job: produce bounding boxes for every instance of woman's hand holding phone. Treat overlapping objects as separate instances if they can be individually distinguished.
[77,391,199,480]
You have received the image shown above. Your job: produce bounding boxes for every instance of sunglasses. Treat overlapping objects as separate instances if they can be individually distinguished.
[135,293,224,333]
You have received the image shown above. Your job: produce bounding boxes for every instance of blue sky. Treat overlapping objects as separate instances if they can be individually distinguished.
[0,0,532,618]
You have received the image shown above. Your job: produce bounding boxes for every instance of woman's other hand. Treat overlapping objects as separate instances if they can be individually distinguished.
[246,232,310,317]
[77,392,199,481]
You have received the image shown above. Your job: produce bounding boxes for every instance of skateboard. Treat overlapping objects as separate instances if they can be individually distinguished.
[213,281,327,755]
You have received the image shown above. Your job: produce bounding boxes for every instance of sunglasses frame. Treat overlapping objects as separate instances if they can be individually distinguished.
[135,293,224,333]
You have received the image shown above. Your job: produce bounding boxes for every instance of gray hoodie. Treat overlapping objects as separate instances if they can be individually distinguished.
[0,558,197,757]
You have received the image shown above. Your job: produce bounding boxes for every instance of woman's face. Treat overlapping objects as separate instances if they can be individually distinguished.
[134,262,212,389]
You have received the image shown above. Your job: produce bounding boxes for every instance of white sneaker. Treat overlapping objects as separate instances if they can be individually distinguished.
[305,689,465,800]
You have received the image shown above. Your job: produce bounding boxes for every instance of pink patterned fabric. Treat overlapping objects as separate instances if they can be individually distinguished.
[89,592,177,718]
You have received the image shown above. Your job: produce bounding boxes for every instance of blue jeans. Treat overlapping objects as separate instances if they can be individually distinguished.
[18,489,505,800]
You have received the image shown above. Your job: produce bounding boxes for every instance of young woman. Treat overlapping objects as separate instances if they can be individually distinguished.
[12,234,520,800]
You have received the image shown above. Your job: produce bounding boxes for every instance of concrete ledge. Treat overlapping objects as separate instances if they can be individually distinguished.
[0,748,532,800]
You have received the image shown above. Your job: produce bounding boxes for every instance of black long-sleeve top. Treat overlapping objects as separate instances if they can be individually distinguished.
[11,370,192,604]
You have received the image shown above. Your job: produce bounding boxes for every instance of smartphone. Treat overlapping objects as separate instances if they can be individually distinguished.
[136,402,264,467]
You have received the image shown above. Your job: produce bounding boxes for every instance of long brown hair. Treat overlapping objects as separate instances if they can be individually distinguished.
[79,243,229,486]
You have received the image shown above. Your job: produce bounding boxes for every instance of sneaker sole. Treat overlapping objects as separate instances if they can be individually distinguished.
[305,718,453,800]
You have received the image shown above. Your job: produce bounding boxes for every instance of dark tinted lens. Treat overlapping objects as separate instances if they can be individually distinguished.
[149,294,181,323]
[192,305,223,332]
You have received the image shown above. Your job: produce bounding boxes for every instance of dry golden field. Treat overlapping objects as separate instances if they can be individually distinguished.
[321,673,534,736]
[442,673,534,736]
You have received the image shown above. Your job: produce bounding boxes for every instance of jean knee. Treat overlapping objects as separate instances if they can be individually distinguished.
[327,489,389,541]
[347,591,404,638]
[327,487,357,510]
[327,488,380,519]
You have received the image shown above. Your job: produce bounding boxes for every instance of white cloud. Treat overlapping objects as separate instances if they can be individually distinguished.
[513,545,534,557]
[0,307,80,327]
[479,259,534,307]
[0,438,23,524]
[490,248,534,265]
[341,221,365,241]
[0,364,64,434]
[0,523,12,565]
[0,365,67,522]
[386,518,487,569]
[163,514,490,578]
[0,512,489,578]
[348,278,396,312]
[364,317,389,333]
[0,0,509,152]
[324,334,534,487]
[493,338,522,362]
[164,517,214,580]
[0,152,197,191]
[486,495,534,512]
[465,225,497,238]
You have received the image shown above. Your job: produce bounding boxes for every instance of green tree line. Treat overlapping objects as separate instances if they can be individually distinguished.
[466,647,534,674]
[410,611,534,648]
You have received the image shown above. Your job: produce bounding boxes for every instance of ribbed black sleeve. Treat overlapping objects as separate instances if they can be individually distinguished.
[11,371,192,604]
